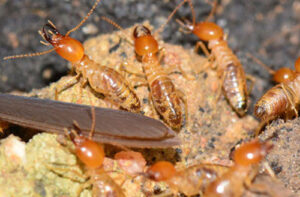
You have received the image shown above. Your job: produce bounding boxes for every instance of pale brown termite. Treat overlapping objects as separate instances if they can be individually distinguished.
[255,73,300,122]
[51,114,126,197]
[174,0,248,116]
[254,57,300,123]
[132,25,187,130]
[204,139,273,197]
[0,93,180,148]
[101,9,188,130]
[3,0,141,113]
[145,140,274,197]
[145,161,228,196]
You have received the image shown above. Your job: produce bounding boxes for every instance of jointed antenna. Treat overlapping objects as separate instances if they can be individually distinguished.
[100,16,133,45]
[66,0,102,36]
[155,0,189,34]
[3,48,55,60]
[101,16,124,31]
[205,0,218,22]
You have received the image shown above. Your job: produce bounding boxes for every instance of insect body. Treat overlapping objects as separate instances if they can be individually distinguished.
[66,126,125,197]
[133,25,185,130]
[254,57,300,121]
[177,0,248,116]
[204,139,273,197]
[146,161,228,196]
[4,0,141,113]
[145,140,273,197]
[255,73,300,121]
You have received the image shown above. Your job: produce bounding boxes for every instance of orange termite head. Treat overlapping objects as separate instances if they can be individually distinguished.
[233,139,273,166]
[192,22,224,41]
[133,25,159,57]
[177,19,224,41]
[294,57,300,73]
[41,22,84,63]
[273,67,295,83]
[145,161,176,181]
[70,134,105,169]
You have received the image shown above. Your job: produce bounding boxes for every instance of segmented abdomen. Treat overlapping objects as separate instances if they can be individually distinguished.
[211,40,247,116]
[74,55,141,112]
[255,74,300,120]
[144,61,183,130]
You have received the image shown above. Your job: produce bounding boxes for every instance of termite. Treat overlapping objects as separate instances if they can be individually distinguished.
[174,0,249,116]
[204,139,273,197]
[145,161,228,196]
[3,0,141,113]
[144,139,273,197]
[101,0,190,130]
[254,57,300,122]
[0,93,180,148]
[53,111,126,197]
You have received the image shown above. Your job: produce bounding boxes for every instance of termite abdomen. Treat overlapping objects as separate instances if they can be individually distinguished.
[254,84,296,120]
[222,63,248,116]
[73,55,141,112]
[151,77,182,129]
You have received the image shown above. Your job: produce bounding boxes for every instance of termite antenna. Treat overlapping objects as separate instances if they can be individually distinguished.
[101,16,124,31]
[246,53,275,74]
[155,0,189,35]
[66,0,102,36]
[3,48,55,60]
[205,0,218,22]
[100,16,133,45]
[187,0,196,26]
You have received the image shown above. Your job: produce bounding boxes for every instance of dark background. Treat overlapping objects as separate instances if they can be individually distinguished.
[0,0,299,109]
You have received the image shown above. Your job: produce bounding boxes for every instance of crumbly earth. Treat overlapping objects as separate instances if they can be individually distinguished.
[0,23,298,197]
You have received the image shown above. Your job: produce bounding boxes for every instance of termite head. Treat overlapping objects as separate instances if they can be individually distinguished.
[67,129,105,169]
[133,25,159,57]
[40,21,84,63]
[233,139,273,166]
[273,67,295,83]
[177,20,224,41]
[145,161,176,181]
[193,22,224,41]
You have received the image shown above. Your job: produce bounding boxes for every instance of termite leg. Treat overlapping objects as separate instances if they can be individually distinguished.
[195,41,211,59]
[55,73,81,94]
[280,84,298,118]
[245,169,277,197]
[254,119,269,137]
[116,63,145,79]
[246,74,256,95]
[164,63,195,80]
[216,69,227,102]
[262,161,276,179]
